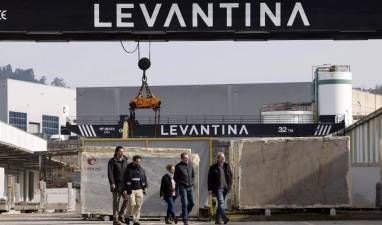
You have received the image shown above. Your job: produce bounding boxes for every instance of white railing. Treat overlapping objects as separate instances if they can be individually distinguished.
[0,120,47,152]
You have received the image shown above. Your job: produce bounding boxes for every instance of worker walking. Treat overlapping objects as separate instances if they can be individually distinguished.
[174,153,195,225]
[126,155,148,225]
[107,146,129,225]
[160,164,178,224]
[208,152,232,224]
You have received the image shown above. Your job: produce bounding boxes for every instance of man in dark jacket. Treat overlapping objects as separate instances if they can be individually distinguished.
[126,155,148,225]
[174,152,195,225]
[208,152,233,224]
[160,164,178,224]
[108,146,129,225]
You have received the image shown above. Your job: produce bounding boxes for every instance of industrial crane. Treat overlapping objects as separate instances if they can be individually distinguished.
[128,57,161,137]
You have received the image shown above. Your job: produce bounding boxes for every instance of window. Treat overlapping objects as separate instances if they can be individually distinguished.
[29,122,40,134]
[42,115,59,135]
[9,111,27,131]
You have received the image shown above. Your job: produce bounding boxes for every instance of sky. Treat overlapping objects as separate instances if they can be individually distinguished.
[0,40,381,89]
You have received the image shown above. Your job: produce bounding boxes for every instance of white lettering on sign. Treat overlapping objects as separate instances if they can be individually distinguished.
[160,124,249,136]
[287,2,310,26]
[245,3,251,27]
[117,4,134,27]
[192,3,213,27]
[0,10,7,21]
[140,4,162,27]
[260,2,280,27]
[164,4,186,27]
[94,4,111,27]
[93,2,310,28]
[220,3,239,27]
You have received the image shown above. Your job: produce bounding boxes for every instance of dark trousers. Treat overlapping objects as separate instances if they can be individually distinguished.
[215,188,227,221]
[164,196,177,218]
[112,191,128,220]
[179,186,195,222]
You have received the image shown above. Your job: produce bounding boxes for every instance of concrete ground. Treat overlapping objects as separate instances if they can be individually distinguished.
[0,213,382,225]
[0,221,382,225]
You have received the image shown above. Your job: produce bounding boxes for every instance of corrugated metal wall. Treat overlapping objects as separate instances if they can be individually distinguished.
[77,82,313,118]
[347,113,382,165]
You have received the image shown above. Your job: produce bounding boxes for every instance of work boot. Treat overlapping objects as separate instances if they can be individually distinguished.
[165,216,172,224]
[173,216,178,224]
[118,216,125,224]
[113,216,122,225]
[215,218,222,225]
[125,217,130,225]
[223,216,230,224]
[113,221,122,225]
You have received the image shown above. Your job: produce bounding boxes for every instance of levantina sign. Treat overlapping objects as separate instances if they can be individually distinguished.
[1,0,382,40]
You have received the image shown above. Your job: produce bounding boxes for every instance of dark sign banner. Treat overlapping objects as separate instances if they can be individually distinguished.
[65,122,345,138]
[1,0,382,40]
[65,124,122,138]
[134,123,345,137]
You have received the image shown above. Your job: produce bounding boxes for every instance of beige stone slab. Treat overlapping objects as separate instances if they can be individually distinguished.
[81,147,200,216]
[230,137,351,209]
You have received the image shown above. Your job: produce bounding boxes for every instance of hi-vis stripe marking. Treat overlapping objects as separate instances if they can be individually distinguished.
[78,125,86,136]
[326,125,332,134]
[314,124,333,136]
[78,125,97,137]
[89,125,97,137]
[82,125,89,136]
[321,125,328,135]
[85,125,93,137]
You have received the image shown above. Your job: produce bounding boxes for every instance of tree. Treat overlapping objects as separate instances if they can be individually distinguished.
[51,77,67,87]
[372,85,382,95]
[39,76,47,84]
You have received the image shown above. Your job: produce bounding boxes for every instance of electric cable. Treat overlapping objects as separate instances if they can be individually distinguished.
[149,35,151,61]
[120,40,139,54]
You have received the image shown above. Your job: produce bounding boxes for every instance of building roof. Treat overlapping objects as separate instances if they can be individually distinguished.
[345,106,382,133]
[0,120,47,153]
[0,120,47,169]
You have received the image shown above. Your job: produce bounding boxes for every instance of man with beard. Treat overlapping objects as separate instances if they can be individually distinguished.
[108,146,129,225]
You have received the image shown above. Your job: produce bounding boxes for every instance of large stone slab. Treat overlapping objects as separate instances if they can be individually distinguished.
[82,139,211,207]
[81,147,200,216]
[230,137,351,209]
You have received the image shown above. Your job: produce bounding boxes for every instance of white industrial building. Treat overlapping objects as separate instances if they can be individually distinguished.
[353,89,382,120]
[0,79,76,137]
[0,120,47,204]
[345,107,382,208]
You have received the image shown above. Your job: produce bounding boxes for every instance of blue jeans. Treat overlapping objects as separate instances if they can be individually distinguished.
[215,188,227,221]
[179,186,195,222]
[164,196,176,218]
